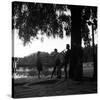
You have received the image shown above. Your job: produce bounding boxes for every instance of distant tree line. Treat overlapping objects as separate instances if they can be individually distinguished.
[14,45,97,69]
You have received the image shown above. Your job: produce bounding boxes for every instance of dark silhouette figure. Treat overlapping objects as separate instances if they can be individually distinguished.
[36,51,43,79]
[64,44,71,79]
[51,49,61,79]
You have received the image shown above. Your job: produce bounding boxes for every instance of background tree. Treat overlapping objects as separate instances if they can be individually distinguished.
[81,6,97,80]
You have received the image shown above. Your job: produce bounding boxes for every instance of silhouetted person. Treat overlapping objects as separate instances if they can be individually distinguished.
[51,49,61,79]
[36,51,43,79]
[64,44,71,79]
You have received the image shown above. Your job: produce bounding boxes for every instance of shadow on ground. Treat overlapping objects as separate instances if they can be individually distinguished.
[13,77,97,98]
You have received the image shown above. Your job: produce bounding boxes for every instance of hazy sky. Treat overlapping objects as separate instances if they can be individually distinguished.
[14,29,71,57]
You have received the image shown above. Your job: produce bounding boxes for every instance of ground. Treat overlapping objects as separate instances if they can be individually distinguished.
[13,77,97,98]
[13,62,97,98]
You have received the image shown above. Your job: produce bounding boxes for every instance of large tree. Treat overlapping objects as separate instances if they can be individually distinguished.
[69,5,97,80]
[68,6,83,80]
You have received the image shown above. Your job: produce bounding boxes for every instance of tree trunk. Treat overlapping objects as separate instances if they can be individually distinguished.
[69,6,83,81]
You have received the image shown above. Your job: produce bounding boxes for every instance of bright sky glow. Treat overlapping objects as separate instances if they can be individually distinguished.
[14,29,71,57]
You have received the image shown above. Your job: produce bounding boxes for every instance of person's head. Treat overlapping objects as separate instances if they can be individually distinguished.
[66,44,70,50]
[54,48,58,52]
[37,51,40,56]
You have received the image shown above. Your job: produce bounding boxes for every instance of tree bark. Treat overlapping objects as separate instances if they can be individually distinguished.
[69,6,83,81]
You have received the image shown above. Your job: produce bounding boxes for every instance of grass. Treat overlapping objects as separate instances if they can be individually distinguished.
[12,62,97,98]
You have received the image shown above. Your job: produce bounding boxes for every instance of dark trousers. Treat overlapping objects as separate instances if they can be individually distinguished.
[51,65,61,79]
[51,65,56,78]
[64,62,68,79]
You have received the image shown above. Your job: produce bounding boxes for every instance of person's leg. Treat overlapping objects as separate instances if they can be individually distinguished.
[57,68,61,79]
[38,70,41,79]
[51,66,56,78]
[64,63,68,79]
[57,65,62,79]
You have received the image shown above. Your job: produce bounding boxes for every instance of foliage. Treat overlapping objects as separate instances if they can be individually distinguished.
[12,2,71,45]
[12,2,97,47]
[81,6,97,47]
